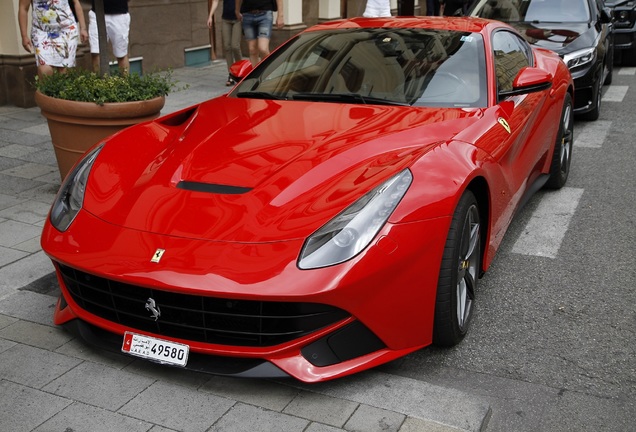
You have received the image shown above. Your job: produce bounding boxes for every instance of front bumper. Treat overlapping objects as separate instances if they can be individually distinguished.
[44,209,449,382]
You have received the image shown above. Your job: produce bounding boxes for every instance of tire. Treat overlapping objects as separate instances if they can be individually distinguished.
[545,93,574,189]
[433,191,481,347]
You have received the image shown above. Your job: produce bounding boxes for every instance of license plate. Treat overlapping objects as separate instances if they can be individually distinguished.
[122,331,189,367]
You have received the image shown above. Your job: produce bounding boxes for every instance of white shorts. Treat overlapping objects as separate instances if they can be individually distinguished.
[88,10,131,58]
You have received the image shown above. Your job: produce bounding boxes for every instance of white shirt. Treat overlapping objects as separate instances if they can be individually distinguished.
[363,0,391,17]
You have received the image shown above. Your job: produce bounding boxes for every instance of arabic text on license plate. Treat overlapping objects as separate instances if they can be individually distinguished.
[122,332,189,367]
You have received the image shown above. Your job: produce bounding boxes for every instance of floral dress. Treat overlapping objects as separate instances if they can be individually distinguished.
[31,0,79,67]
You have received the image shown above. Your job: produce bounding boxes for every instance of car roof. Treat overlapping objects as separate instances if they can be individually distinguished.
[304,16,499,34]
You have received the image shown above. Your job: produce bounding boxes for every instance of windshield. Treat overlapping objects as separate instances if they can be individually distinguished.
[471,0,590,23]
[232,28,487,108]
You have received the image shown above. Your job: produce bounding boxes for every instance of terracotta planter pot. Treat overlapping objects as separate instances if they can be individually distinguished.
[35,91,165,180]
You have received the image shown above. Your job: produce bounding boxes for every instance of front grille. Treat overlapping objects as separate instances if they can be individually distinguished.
[57,264,349,347]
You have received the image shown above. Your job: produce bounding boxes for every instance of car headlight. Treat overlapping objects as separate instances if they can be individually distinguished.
[298,169,413,269]
[563,47,596,70]
[50,144,103,232]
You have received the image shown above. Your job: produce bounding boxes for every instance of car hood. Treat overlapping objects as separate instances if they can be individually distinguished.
[84,96,481,242]
[509,22,597,55]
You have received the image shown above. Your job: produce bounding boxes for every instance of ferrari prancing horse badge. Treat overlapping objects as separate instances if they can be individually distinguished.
[498,117,511,134]
[151,248,165,263]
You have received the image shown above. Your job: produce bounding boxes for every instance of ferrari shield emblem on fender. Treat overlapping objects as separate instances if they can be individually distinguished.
[151,248,165,263]
[498,117,511,134]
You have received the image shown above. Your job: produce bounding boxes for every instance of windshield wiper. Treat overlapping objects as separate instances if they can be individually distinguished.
[292,92,409,106]
[235,91,286,100]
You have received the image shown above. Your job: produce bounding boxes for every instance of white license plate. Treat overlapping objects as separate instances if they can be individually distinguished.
[122,331,189,367]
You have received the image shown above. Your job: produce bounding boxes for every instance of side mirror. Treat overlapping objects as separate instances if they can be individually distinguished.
[499,67,552,99]
[229,60,253,83]
[600,7,612,24]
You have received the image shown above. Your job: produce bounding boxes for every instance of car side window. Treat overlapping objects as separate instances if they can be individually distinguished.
[492,31,531,93]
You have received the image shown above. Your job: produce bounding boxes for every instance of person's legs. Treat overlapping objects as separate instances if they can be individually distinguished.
[222,19,234,72]
[37,64,55,77]
[230,20,243,64]
[241,13,260,67]
[109,13,130,73]
[254,11,273,60]
[242,11,273,66]
[88,10,101,72]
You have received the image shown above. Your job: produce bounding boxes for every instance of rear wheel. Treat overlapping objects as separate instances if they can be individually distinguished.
[546,93,574,189]
[433,191,480,346]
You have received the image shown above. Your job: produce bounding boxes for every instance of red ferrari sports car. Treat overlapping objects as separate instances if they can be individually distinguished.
[42,17,574,383]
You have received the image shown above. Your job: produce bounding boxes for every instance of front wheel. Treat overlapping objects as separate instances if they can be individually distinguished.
[433,191,481,347]
[545,92,574,189]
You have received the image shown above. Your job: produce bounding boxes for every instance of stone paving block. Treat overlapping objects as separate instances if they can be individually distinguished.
[0,143,40,159]
[0,380,72,432]
[295,371,491,432]
[0,343,82,389]
[0,313,18,329]
[20,122,50,136]
[33,401,154,432]
[211,402,309,432]
[0,245,29,268]
[200,376,299,411]
[0,192,25,210]
[0,155,23,173]
[21,148,57,166]
[13,236,42,253]
[0,219,41,247]
[148,426,179,432]
[0,251,54,296]
[305,423,346,432]
[344,404,406,432]
[399,417,464,432]
[0,199,51,224]
[0,319,73,350]
[2,162,57,179]
[42,361,156,411]
[56,338,135,370]
[0,338,17,354]
[0,173,46,194]
[0,290,57,326]
[18,182,60,204]
[283,390,358,428]
[118,381,235,432]
[0,127,51,144]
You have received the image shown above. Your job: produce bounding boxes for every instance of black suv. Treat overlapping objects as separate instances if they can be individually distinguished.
[470,0,614,121]
[606,1,636,64]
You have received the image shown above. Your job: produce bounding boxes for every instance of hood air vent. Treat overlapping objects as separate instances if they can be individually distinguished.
[177,181,252,194]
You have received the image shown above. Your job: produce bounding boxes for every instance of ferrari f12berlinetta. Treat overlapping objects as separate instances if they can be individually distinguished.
[42,16,574,382]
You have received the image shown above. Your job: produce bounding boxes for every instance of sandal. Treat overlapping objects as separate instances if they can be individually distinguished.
[226,76,236,86]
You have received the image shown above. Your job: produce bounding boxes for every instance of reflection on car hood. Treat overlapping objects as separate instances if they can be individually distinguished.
[84,96,480,242]
[509,22,595,55]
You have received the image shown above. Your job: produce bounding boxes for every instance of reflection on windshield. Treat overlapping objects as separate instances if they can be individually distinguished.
[471,0,590,23]
[233,28,487,108]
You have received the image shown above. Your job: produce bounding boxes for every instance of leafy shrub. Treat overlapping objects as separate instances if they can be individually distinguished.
[35,69,177,105]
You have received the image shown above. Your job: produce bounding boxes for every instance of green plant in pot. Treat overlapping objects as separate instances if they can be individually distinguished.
[35,69,175,181]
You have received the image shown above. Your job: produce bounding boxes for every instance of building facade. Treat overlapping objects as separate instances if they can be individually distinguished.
[1,0,421,107]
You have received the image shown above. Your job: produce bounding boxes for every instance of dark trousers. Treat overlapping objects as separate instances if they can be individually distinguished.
[426,0,440,16]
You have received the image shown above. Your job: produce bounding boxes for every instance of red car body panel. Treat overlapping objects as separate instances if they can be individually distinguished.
[41,17,574,382]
